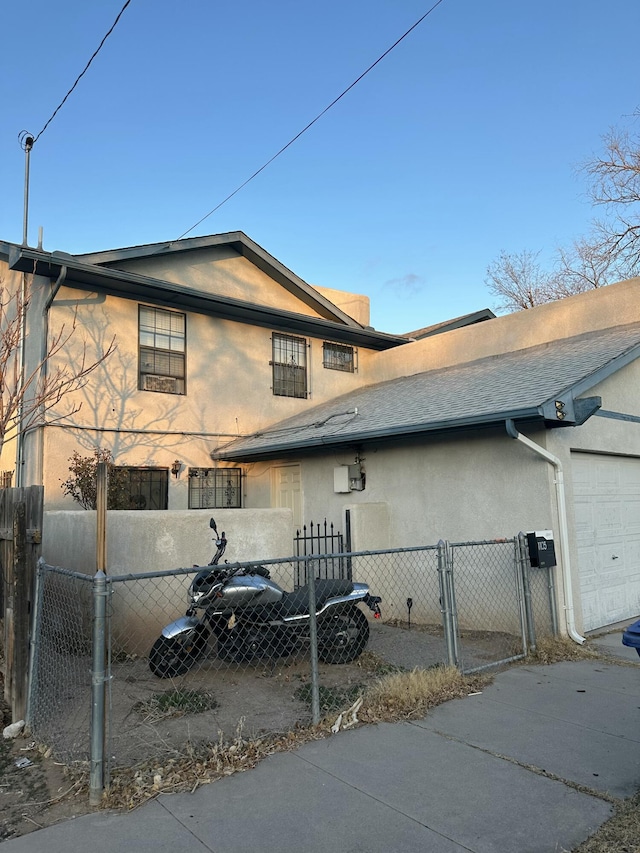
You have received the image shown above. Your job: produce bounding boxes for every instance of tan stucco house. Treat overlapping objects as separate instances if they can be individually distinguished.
[1,233,639,637]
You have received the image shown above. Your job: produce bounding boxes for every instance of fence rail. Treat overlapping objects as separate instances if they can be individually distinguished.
[26,534,555,796]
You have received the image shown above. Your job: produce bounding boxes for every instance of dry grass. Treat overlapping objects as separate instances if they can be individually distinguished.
[528,635,600,665]
[570,790,640,853]
[103,666,488,812]
[359,665,488,723]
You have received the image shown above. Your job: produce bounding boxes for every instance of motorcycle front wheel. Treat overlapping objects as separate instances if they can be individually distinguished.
[318,606,369,664]
[148,627,209,678]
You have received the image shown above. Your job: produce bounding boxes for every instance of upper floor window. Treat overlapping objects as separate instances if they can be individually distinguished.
[271,333,308,398]
[189,468,242,508]
[139,306,186,394]
[323,341,356,373]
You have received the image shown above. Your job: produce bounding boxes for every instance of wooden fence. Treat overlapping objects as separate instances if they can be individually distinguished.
[0,486,44,722]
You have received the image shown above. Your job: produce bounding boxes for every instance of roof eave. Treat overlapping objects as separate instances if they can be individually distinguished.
[8,245,407,350]
[213,407,550,462]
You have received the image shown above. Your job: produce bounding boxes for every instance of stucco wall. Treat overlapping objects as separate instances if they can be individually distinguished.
[43,507,294,573]
[253,430,557,629]
[375,278,640,382]
[42,508,294,651]
[36,280,378,509]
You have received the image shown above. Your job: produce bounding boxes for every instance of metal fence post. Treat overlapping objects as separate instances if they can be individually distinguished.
[89,570,107,806]
[517,533,536,652]
[307,565,320,725]
[25,557,45,730]
[445,542,461,668]
[547,564,559,636]
[437,540,457,668]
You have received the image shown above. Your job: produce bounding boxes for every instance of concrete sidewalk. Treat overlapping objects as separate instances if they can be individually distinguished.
[3,639,640,852]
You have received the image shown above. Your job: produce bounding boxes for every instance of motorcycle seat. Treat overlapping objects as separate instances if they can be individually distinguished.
[278,579,354,618]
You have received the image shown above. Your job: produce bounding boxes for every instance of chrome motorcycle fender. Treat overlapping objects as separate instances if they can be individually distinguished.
[161,615,201,639]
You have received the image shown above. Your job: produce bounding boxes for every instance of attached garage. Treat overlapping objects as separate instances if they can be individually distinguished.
[573,452,640,631]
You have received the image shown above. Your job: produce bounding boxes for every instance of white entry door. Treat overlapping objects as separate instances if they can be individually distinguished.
[572,452,640,631]
[271,464,302,531]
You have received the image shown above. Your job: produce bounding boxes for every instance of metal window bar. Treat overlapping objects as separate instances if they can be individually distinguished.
[272,334,307,398]
[188,468,242,509]
[115,467,169,510]
[322,342,356,372]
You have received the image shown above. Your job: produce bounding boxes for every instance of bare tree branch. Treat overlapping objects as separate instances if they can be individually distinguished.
[485,250,554,312]
[0,275,116,456]
[487,112,640,313]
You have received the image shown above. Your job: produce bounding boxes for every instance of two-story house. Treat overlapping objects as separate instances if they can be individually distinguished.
[2,232,640,636]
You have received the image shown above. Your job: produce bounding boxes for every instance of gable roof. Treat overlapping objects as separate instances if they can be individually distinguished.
[214,322,640,461]
[76,231,361,328]
[7,239,407,350]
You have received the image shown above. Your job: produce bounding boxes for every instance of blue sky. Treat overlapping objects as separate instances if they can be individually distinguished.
[2,0,639,333]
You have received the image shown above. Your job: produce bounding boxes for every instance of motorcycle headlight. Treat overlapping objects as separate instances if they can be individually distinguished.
[189,569,224,605]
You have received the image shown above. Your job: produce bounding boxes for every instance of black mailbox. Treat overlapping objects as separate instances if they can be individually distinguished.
[526,530,557,569]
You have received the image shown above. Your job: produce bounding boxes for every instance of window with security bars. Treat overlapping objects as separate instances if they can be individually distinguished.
[139,306,186,394]
[188,468,242,508]
[323,341,356,372]
[114,467,169,510]
[271,333,308,398]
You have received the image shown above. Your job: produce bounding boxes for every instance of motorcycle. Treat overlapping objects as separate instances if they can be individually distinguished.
[149,518,382,678]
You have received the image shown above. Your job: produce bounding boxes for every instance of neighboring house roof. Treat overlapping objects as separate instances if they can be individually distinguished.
[405,309,496,340]
[214,323,640,461]
[7,240,407,351]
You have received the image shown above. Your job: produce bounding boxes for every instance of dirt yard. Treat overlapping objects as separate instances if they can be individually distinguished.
[0,619,523,840]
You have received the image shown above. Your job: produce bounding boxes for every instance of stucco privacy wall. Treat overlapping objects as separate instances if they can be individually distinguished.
[376,278,640,382]
[42,508,294,651]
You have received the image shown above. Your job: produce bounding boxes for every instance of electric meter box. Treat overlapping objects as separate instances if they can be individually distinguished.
[526,530,557,569]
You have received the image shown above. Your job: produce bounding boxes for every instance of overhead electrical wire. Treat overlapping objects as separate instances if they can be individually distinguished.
[30,0,133,145]
[177,0,446,240]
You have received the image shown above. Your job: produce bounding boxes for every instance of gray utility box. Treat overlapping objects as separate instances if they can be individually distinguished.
[526,530,557,569]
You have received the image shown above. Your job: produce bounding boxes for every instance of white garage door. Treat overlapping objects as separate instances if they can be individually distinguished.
[572,453,640,632]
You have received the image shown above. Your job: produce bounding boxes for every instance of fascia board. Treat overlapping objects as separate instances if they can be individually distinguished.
[560,342,640,398]
[214,406,546,461]
[9,245,406,350]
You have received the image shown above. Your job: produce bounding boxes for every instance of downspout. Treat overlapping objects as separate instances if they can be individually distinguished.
[31,266,67,486]
[505,419,585,645]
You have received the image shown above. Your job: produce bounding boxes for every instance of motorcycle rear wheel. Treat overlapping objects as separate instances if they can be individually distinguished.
[148,628,209,678]
[318,606,369,664]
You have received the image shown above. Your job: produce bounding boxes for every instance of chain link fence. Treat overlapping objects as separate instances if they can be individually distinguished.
[27,534,555,790]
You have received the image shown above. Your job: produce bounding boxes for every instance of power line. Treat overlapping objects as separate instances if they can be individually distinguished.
[177,0,446,240]
[31,0,133,145]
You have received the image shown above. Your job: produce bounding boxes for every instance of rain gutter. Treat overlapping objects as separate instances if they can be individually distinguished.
[505,419,585,645]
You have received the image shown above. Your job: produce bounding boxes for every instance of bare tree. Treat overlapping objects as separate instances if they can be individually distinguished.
[551,235,618,295]
[0,275,116,459]
[486,113,640,313]
[584,121,640,275]
[484,249,554,312]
